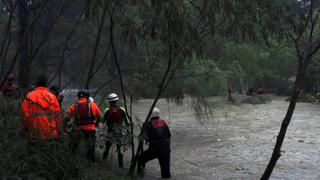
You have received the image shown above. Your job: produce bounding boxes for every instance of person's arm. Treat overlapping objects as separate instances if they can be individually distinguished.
[91,102,102,126]
[103,109,112,132]
[51,95,62,129]
[62,104,75,131]
[101,108,109,123]
[139,122,149,141]
[20,99,29,131]
[120,107,130,126]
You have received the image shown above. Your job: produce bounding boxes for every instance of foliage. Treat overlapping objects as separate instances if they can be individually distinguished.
[297,92,320,104]
[0,98,82,179]
[204,39,297,94]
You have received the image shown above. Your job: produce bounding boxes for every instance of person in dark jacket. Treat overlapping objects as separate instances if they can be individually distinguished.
[137,107,171,179]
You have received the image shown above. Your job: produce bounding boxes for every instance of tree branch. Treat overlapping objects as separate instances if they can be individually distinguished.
[84,3,108,89]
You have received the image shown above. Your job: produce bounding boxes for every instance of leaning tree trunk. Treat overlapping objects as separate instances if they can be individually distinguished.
[17,0,30,94]
[261,57,310,179]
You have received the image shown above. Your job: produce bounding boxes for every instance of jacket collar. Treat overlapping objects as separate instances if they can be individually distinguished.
[34,87,49,91]
[78,98,89,103]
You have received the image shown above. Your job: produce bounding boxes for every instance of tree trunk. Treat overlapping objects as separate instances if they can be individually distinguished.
[228,88,235,103]
[84,4,108,89]
[261,60,307,179]
[17,0,30,93]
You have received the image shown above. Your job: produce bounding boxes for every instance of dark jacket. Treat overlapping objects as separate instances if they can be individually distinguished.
[143,117,171,150]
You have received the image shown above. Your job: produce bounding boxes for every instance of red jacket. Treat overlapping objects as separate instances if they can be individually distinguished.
[21,87,62,139]
[1,81,17,96]
[65,98,101,131]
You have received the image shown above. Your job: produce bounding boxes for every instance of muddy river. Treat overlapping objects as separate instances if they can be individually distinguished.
[119,95,320,180]
[63,94,320,179]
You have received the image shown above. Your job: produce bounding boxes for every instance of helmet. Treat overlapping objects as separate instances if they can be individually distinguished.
[77,89,90,98]
[150,107,160,119]
[107,93,119,102]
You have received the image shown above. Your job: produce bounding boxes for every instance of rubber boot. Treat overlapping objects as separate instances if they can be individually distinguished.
[118,154,123,168]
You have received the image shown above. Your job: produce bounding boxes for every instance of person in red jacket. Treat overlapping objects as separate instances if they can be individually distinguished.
[137,107,171,178]
[21,75,62,139]
[1,74,20,98]
[64,89,101,163]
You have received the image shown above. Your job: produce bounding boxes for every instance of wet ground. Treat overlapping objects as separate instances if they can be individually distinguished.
[125,95,320,180]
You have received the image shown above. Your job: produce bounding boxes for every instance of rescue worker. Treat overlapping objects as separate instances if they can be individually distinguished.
[1,74,20,98]
[21,75,62,139]
[137,107,171,179]
[63,89,101,163]
[102,93,129,168]
[256,85,266,94]
[246,87,255,96]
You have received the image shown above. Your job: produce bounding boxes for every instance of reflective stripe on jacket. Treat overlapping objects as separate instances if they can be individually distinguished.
[21,87,62,139]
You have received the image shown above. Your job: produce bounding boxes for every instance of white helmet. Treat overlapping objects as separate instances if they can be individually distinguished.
[107,93,119,102]
[150,107,160,119]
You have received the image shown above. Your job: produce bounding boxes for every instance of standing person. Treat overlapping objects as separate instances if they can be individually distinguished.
[63,89,101,163]
[137,107,171,179]
[21,75,62,139]
[102,93,129,168]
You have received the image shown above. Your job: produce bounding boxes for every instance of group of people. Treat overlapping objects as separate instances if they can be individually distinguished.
[19,75,171,178]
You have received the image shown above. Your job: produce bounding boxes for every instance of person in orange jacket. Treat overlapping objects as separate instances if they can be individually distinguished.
[63,89,101,163]
[21,75,62,139]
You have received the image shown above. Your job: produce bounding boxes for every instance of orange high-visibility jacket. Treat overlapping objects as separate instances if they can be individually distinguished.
[65,98,101,131]
[21,87,62,139]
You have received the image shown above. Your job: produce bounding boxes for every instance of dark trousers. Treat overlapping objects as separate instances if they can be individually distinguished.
[70,130,96,163]
[138,147,171,178]
[103,141,123,167]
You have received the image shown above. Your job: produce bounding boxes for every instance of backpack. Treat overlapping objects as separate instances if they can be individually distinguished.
[75,102,95,125]
[106,106,123,123]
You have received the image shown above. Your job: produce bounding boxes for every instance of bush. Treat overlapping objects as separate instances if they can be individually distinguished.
[297,93,319,103]
[0,97,86,179]
[0,96,133,179]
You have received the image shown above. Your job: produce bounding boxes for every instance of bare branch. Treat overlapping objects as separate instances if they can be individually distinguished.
[92,79,113,98]
[84,3,108,89]
[49,6,87,85]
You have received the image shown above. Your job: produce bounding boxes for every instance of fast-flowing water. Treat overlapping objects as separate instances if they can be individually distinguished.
[129,96,320,180]
[62,92,320,179]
